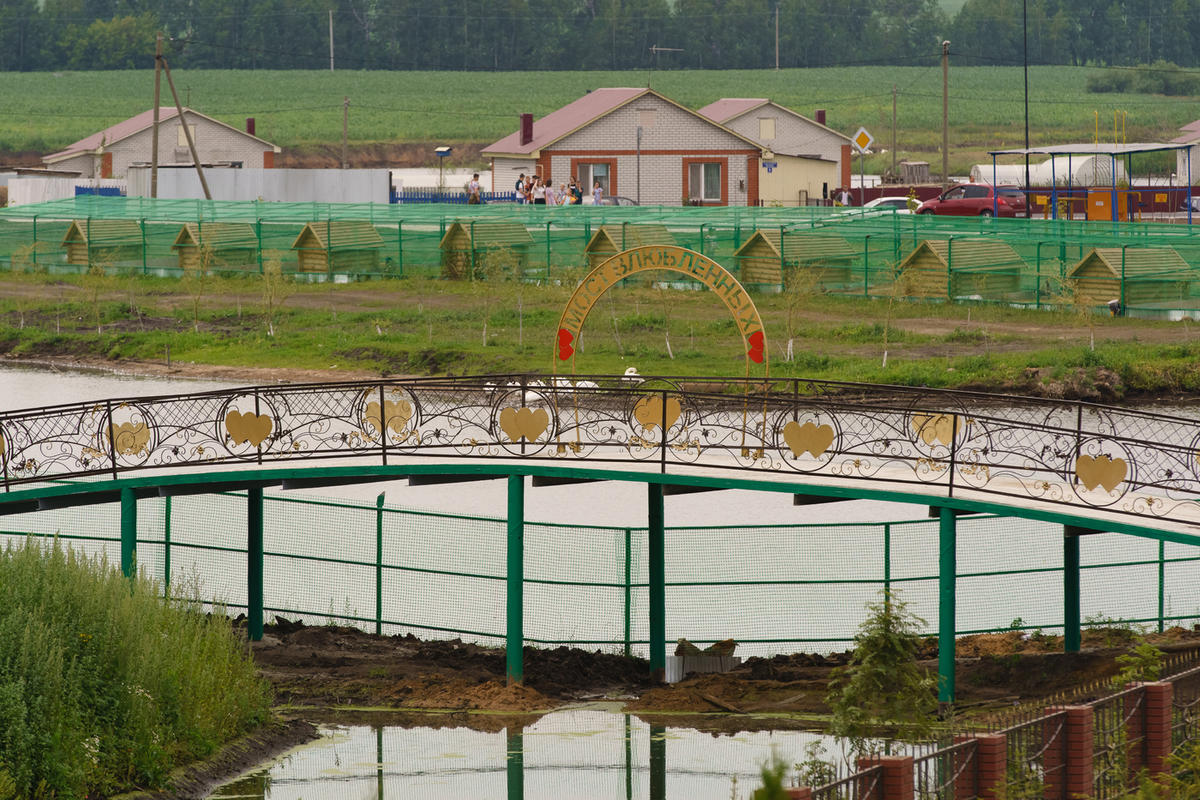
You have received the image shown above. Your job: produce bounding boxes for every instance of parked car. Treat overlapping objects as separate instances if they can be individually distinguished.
[917,184,1027,217]
[844,196,913,215]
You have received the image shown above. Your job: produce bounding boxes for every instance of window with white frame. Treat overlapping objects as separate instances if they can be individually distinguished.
[578,163,610,195]
[688,162,721,203]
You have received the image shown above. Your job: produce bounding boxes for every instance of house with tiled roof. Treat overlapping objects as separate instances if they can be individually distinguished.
[482,88,767,206]
[698,98,851,205]
[42,107,280,178]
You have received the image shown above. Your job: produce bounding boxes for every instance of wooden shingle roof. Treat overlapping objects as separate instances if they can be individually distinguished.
[61,219,142,246]
[900,239,1028,272]
[585,224,677,251]
[439,221,533,250]
[734,230,857,262]
[292,221,383,251]
[1068,247,1191,278]
[171,222,257,251]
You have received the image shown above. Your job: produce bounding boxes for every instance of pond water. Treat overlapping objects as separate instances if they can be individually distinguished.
[208,709,844,800]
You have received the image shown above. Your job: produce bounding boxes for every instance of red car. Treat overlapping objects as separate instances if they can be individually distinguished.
[916,184,1027,217]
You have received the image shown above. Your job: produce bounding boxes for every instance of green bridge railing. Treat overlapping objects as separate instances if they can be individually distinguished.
[4,490,1198,657]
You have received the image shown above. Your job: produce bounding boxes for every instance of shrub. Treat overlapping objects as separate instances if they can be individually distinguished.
[0,539,271,799]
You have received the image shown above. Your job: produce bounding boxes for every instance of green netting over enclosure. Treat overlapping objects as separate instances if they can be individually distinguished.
[5,196,1200,314]
[2,491,1196,658]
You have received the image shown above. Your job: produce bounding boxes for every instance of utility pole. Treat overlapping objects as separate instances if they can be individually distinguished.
[775,4,779,70]
[342,97,349,169]
[151,33,162,199]
[1023,0,1031,217]
[160,54,211,200]
[892,84,897,180]
[942,40,950,191]
[329,9,334,71]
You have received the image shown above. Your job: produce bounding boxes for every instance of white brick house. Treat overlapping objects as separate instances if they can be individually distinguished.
[698,99,851,203]
[483,88,765,206]
[43,107,280,179]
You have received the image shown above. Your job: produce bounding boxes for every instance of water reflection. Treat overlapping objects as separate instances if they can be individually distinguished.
[208,709,834,800]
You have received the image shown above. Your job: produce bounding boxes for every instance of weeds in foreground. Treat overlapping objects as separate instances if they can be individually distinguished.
[0,538,271,799]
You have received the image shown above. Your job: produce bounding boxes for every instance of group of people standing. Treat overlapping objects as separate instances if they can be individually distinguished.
[515,173,593,206]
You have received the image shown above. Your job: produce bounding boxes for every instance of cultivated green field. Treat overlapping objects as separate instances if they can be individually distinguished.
[2,67,1195,173]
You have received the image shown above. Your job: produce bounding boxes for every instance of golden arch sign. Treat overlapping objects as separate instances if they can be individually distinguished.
[554,245,768,374]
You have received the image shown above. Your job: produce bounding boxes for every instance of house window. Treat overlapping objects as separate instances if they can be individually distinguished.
[177,124,197,147]
[688,162,722,203]
[758,117,776,140]
[578,163,610,195]
[639,109,656,129]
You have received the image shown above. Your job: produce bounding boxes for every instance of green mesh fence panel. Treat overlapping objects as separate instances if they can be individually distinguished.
[3,489,1200,655]
[4,195,1200,314]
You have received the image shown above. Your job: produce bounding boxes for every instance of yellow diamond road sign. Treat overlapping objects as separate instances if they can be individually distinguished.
[853,127,874,153]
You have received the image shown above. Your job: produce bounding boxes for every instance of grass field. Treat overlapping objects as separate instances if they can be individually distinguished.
[1,67,1194,174]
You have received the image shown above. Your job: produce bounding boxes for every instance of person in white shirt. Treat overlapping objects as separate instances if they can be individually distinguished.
[592,181,603,205]
[532,177,546,205]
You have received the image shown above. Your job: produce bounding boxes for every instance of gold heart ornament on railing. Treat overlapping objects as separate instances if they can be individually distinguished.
[782,420,835,459]
[225,410,274,448]
[498,407,550,443]
[1075,454,1127,493]
[633,395,682,433]
[912,413,959,447]
[106,422,150,456]
[364,398,414,439]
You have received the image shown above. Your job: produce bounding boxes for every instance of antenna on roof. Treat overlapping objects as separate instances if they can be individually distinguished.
[647,44,683,87]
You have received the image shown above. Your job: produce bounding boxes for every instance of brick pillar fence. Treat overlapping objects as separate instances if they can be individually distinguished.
[1043,705,1094,799]
[1125,681,1174,779]
[952,733,1006,799]
[856,755,913,800]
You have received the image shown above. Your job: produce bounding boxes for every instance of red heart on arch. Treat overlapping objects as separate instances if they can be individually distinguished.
[747,330,765,364]
[557,328,575,360]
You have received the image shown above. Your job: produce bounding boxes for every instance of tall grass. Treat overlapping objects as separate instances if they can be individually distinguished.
[0,539,271,800]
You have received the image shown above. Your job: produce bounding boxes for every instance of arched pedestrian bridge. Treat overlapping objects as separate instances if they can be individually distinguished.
[4,374,1199,702]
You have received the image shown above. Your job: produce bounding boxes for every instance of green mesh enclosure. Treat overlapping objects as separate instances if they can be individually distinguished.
[5,196,1200,314]
[2,491,1196,657]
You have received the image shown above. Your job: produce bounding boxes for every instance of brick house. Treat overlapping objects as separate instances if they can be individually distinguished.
[698,99,851,205]
[42,107,280,179]
[482,88,766,206]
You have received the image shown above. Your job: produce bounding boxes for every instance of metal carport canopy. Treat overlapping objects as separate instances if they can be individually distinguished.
[985,142,1196,221]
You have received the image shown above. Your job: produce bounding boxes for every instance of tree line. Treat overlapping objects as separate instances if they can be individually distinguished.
[1,0,1199,72]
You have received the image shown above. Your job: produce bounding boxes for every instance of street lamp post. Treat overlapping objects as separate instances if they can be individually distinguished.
[435,145,453,200]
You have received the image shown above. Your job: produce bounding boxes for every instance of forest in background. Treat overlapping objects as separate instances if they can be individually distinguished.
[1,0,1200,73]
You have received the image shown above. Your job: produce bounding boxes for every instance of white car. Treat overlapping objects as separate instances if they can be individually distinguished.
[849,196,914,214]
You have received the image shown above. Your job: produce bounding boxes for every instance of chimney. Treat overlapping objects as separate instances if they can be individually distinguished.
[519,113,533,146]
[245,117,256,136]
[815,109,826,125]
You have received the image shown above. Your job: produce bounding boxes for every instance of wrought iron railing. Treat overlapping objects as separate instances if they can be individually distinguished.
[914,739,976,799]
[2,374,1199,529]
[811,764,883,800]
[1171,665,1200,749]
[1091,686,1143,799]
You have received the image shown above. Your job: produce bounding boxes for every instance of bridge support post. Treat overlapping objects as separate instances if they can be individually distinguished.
[120,487,136,578]
[506,474,525,685]
[247,486,264,642]
[1063,527,1082,653]
[938,506,956,705]
[648,482,665,682]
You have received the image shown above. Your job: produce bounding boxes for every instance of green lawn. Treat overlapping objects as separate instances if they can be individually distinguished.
[1,67,1193,175]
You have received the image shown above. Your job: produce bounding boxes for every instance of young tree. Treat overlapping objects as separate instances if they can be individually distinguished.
[826,590,937,757]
